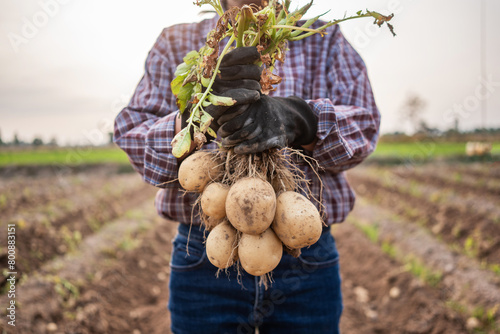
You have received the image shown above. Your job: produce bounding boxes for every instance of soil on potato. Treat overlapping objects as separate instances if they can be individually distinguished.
[0,163,490,333]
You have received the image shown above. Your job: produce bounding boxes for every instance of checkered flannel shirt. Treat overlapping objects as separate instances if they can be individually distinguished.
[114,17,381,226]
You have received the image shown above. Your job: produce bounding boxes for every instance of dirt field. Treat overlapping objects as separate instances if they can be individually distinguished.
[1,161,499,333]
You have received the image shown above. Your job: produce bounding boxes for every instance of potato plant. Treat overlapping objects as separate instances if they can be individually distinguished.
[171,0,394,156]
[174,0,395,284]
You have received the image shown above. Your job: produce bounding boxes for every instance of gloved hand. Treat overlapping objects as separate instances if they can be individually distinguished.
[218,95,318,154]
[180,47,262,137]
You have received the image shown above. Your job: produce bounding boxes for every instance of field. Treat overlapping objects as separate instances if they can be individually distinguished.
[1,144,499,333]
[0,147,129,166]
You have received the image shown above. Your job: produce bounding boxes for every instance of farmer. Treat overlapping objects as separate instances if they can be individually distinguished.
[114,0,380,332]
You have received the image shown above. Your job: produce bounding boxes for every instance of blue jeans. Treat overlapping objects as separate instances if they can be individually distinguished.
[168,223,343,334]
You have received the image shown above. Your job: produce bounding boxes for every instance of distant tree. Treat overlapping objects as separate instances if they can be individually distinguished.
[32,137,44,147]
[443,128,460,138]
[454,116,459,133]
[108,132,114,145]
[416,120,440,136]
[0,129,3,146]
[400,93,427,134]
[13,133,21,146]
[48,137,58,147]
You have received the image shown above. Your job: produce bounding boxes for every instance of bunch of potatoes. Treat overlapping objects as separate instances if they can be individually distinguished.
[178,151,323,277]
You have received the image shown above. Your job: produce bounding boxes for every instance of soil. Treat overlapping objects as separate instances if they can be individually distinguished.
[0,198,174,334]
[1,163,498,333]
[335,222,467,334]
[0,168,157,287]
[346,165,500,268]
[346,198,500,320]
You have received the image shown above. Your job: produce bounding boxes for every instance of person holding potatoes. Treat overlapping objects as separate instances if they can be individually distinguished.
[114,0,381,332]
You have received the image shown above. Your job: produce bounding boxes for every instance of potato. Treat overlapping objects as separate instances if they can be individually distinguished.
[272,191,322,249]
[225,177,276,235]
[238,228,283,276]
[206,221,238,269]
[201,182,229,219]
[178,151,221,192]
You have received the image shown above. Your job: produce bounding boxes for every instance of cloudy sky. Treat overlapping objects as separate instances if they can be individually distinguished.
[1,0,499,145]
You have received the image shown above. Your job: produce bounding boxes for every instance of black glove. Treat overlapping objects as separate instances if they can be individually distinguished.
[181,47,262,136]
[218,95,318,154]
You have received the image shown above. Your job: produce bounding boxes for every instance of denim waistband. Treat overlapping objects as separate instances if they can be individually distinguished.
[177,223,331,241]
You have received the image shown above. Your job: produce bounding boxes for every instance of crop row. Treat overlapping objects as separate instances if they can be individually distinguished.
[347,165,500,271]
[0,199,173,334]
[0,172,156,291]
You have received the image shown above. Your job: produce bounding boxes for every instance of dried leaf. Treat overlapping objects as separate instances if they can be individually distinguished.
[260,68,282,95]
[199,112,213,133]
[194,132,207,150]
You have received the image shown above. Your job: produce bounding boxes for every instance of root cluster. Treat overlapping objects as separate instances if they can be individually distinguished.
[180,147,324,289]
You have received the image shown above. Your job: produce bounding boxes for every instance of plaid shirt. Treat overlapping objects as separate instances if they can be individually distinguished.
[114,16,380,226]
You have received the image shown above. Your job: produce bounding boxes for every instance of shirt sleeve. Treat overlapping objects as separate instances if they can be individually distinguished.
[307,28,381,173]
[113,31,181,188]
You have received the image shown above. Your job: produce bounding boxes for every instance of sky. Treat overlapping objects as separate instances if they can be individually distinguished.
[0,0,499,146]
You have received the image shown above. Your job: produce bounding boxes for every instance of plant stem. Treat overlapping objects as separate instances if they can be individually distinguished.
[186,34,237,130]
[288,12,387,41]
[236,6,255,48]
[271,24,327,36]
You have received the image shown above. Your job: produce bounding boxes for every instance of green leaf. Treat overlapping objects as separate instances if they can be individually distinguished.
[174,62,192,76]
[206,127,217,138]
[183,50,200,64]
[192,111,201,123]
[194,82,202,95]
[194,92,204,101]
[171,127,192,158]
[171,74,186,96]
[201,76,211,88]
[176,83,195,112]
[173,51,199,77]
[208,94,236,106]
